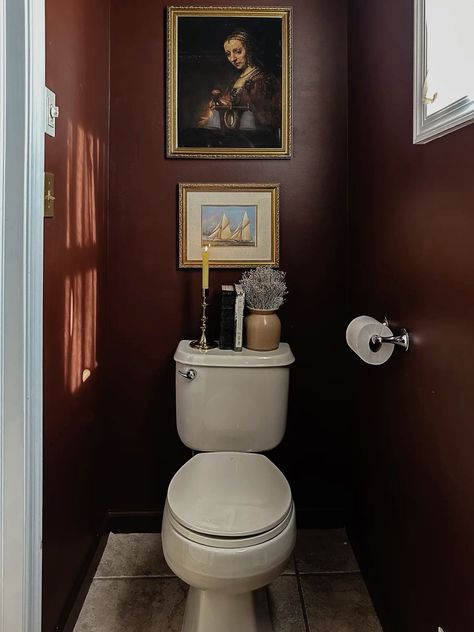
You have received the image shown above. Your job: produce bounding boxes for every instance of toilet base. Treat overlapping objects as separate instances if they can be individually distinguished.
[182,586,273,632]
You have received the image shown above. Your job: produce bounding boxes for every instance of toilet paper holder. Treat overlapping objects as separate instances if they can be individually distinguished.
[369,317,410,352]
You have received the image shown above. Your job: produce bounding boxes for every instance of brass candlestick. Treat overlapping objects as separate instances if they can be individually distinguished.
[190,288,217,350]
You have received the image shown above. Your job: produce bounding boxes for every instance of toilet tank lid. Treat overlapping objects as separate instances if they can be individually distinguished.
[174,340,295,367]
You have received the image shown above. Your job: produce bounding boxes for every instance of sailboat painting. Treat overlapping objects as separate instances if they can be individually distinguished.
[179,183,279,268]
[201,205,257,247]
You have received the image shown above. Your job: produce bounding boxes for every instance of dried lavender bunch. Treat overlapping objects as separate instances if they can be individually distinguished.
[239,267,288,310]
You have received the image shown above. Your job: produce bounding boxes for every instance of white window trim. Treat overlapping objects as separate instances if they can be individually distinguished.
[0,0,44,629]
[413,0,474,144]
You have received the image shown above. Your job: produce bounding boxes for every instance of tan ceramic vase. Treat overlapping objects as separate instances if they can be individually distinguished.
[244,308,281,351]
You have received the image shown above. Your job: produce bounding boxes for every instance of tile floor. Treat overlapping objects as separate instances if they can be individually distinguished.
[74,530,383,632]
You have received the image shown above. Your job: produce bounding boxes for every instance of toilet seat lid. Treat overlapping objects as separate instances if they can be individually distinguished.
[167,452,292,538]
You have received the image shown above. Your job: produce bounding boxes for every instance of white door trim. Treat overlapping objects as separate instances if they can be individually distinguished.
[0,0,44,630]
[413,0,474,143]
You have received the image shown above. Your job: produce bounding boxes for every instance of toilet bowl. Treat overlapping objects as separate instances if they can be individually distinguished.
[162,452,296,632]
[162,341,296,631]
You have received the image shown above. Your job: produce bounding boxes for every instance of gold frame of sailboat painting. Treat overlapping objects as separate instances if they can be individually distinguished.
[179,183,280,268]
[167,6,292,159]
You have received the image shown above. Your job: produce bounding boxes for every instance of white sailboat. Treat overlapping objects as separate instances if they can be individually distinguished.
[205,211,255,246]
[208,213,232,241]
[230,211,254,243]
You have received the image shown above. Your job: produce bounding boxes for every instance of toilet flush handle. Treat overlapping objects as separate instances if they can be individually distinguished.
[178,368,197,380]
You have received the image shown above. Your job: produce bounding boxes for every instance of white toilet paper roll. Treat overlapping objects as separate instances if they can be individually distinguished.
[346,316,394,365]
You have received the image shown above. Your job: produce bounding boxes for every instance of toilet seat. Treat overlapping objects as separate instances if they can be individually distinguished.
[167,452,293,542]
[166,501,295,549]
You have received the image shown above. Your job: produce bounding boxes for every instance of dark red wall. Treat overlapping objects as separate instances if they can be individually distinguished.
[105,0,350,520]
[43,0,109,629]
[348,1,474,631]
[42,0,474,627]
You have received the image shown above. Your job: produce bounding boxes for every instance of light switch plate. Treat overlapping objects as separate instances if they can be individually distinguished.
[45,87,57,137]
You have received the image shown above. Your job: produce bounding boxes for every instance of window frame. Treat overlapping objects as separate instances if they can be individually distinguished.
[413,0,474,144]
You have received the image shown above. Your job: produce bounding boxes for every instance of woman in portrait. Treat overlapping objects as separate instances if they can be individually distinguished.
[198,29,281,146]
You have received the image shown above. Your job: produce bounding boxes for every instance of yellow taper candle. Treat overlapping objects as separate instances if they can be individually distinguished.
[202,245,209,289]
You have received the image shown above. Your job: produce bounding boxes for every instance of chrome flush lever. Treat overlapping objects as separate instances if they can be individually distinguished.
[178,369,197,380]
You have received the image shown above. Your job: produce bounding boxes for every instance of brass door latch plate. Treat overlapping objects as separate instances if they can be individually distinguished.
[44,172,55,218]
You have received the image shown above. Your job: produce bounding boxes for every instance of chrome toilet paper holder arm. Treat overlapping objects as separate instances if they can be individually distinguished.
[369,317,410,352]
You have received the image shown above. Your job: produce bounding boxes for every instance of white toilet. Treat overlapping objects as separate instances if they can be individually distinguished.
[162,340,296,632]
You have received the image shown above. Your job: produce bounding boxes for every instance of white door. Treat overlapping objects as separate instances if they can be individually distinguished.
[0,0,44,630]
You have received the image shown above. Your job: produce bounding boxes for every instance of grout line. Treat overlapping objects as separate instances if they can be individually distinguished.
[298,569,361,576]
[94,574,178,580]
[294,553,311,632]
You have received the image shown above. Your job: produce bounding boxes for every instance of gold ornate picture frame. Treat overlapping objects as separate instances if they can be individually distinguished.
[179,183,280,268]
[167,6,292,159]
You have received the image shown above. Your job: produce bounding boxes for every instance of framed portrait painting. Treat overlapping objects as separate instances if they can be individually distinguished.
[167,6,292,159]
[179,183,280,268]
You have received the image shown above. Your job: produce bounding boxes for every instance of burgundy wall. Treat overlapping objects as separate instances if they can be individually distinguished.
[41,0,474,627]
[105,0,350,520]
[348,1,474,631]
[43,0,109,629]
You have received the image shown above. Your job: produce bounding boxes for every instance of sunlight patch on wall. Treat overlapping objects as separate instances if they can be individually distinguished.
[66,120,98,249]
[63,118,102,394]
[64,268,97,394]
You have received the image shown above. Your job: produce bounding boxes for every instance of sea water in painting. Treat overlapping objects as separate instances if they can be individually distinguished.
[202,205,257,247]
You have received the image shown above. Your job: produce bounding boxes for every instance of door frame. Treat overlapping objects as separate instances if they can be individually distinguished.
[0,0,44,630]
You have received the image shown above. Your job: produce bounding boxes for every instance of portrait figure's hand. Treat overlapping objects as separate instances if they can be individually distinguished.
[211,89,231,107]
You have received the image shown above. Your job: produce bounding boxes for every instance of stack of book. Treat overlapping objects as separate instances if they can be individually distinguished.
[219,284,245,351]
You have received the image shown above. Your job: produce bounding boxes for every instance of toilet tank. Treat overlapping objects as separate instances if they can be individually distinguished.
[174,340,295,452]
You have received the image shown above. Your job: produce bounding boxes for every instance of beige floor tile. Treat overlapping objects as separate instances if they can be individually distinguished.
[77,531,375,632]
[96,533,174,577]
[301,574,382,632]
[295,529,359,574]
[267,575,307,632]
[75,576,307,632]
[73,578,186,632]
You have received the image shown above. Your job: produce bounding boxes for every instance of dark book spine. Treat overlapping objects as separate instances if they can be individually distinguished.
[219,286,236,349]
